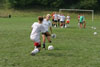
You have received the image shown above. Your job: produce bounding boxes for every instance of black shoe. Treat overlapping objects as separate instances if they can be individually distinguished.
[31,52,35,56]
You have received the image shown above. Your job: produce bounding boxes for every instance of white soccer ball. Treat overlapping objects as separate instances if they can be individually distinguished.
[48,45,54,50]
[94,32,97,35]
[51,34,56,38]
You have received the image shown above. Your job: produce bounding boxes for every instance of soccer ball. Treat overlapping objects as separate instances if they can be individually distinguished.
[51,34,56,38]
[48,45,54,50]
[94,32,97,35]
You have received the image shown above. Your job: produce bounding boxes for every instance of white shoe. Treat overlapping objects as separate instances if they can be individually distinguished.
[31,48,39,56]
[54,25,56,28]
[65,25,67,28]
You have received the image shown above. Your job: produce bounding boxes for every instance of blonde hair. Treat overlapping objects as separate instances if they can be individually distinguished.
[46,14,51,17]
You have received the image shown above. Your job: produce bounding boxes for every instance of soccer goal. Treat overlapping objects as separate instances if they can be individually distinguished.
[59,9,94,23]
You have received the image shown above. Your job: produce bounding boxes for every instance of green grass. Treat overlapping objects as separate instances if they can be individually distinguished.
[0,10,100,67]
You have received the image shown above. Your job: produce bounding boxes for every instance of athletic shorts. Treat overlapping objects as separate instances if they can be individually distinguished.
[54,20,58,22]
[66,21,70,24]
[58,19,60,22]
[42,32,50,37]
[61,21,65,23]
[80,22,83,24]
[52,19,54,22]
[30,35,40,43]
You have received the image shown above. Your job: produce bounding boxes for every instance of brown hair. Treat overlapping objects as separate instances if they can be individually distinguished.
[38,16,43,22]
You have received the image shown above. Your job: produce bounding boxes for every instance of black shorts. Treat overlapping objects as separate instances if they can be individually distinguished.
[61,21,65,23]
[52,19,54,22]
[58,19,60,22]
[42,32,50,37]
[36,44,41,48]
[54,20,58,22]
[80,22,83,24]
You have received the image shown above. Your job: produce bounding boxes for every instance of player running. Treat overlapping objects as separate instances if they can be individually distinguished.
[42,14,52,49]
[30,16,49,55]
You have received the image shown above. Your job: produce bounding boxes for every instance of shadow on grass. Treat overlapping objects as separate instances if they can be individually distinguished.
[46,52,65,57]
[39,48,66,57]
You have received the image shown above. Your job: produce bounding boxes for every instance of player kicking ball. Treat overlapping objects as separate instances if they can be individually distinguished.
[42,14,52,49]
[30,16,49,55]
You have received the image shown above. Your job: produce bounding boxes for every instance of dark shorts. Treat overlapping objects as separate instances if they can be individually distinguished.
[54,20,58,22]
[42,32,50,37]
[58,19,60,22]
[80,22,83,24]
[61,21,65,23]
[52,19,54,22]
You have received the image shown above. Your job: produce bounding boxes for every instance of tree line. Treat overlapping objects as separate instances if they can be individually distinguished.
[0,0,100,10]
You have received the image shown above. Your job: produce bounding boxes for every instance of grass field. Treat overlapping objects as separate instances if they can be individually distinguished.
[0,10,100,67]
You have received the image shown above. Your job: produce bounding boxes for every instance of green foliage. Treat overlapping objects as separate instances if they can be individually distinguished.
[78,0,98,9]
[0,0,100,10]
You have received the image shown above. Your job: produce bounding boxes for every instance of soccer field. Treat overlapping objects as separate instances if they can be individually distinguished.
[0,11,100,67]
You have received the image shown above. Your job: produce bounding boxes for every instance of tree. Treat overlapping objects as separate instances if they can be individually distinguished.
[78,0,98,9]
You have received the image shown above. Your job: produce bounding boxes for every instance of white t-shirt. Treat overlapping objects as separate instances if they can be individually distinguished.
[58,14,61,19]
[53,14,58,21]
[42,19,52,31]
[30,22,46,42]
[66,16,70,21]
[60,15,66,21]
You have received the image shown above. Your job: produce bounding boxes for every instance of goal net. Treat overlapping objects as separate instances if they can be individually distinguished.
[59,9,94,26]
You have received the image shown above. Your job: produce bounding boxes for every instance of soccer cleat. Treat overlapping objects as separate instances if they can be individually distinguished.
[31,48,39,56]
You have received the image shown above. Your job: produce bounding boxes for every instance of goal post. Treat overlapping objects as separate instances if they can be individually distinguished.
[59,9,94,23]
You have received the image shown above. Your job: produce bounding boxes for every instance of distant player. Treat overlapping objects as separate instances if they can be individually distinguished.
[79,14,86,28]
[66,14,70,28]
[30,16,48,55]
[60,14,66,28]
[53,12,58,27]
[42,14,52,49]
